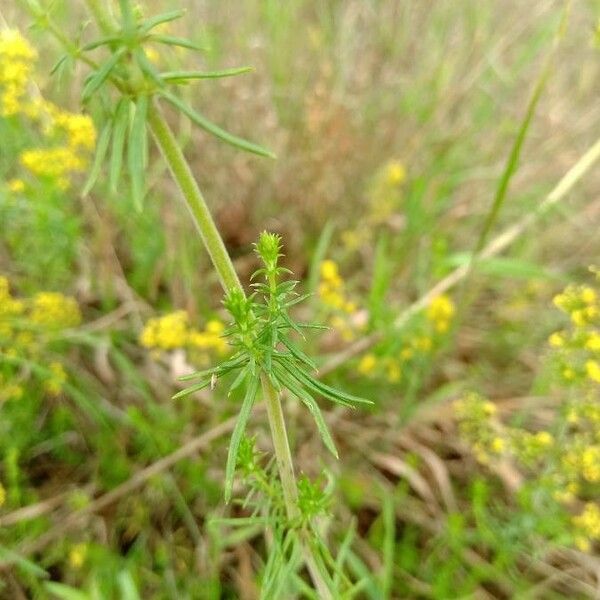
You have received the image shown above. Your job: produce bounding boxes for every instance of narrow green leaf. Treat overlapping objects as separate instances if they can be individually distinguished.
[161,66,253,83]
[110,98,129,193]
[149,34,205,52]
[274,364,338,458]
[159,89,276,158]
[140,9,186,33]
[224,375,258,503]
[81,36,121,51]
[82,120,111,196]
[172,379,211,400]
[128,95,148,212]
[282,359,372,407]
[228,365,249,395]
[81,47,125,102]
[134,48,164,88]
[0,544,48,577]
[50,53,69,75]
[117,571,141,600]
[280,336,317,370]
[381,494,395,597]
[45,583,90,600]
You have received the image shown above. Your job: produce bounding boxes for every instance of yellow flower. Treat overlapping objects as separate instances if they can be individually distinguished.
[357,354,377,375]
[426,295,455,333]
[0,30,37,117]
[384,160,406,186]
[45,362,67,396]
[573,503,600,550]
[0,482,5,507]
[548,332,564,348]
[320,260,340,283]
[29,292,81,329]
[68,543,88,568]
[7,179,25,193]
[491,437,505,453]
[139,311,189,351]
[585,360,600,383]
[585,332,600,351]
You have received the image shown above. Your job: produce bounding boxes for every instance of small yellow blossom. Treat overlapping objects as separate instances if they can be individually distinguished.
[68,543,88,568]
[45,362,67,396]
[357,354,377,375]
[7,178,25,193]
[0,482,5,507]
[585,360,600,383]
[548,332,564,347]
[385,160,406,186]
[491,437,505,453]
[426,295,455,333]
[573,503,600,551]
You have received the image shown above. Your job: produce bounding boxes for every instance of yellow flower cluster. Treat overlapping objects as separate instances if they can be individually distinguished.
[573,503,600,552]
[453,393,500,464]
[44,361,68,396]
[139,311,229,366]
[318,260,362,342]
[0,30,37,117]
[550,274,600,386]
[0,29,96,189]
[29,291,82,329]
[357,334,434,384]
[318,260,356,314]
[455,273,600,551]
[1,276,79,398]
[342,159,407,251]
[140,310,189,351]
[426,294,455,333]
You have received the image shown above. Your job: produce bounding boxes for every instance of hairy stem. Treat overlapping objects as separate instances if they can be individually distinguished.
[149,102,331,596]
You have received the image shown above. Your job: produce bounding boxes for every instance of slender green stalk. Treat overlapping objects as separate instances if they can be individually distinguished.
[147,102,243,294]
[148,101,332,597]
[260,373,299,518]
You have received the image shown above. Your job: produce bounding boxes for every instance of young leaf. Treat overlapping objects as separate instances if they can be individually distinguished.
[224,375,258,503]
[110,98,129,193]
[161,67,253,83]
[274,364,338,458]
[172,378,211,400]
[82,120,111,196]
[148,34,205,52]
[81,47,125,102]
[159,89,275,158]
[128,96,148,212]
[139,9,186,33]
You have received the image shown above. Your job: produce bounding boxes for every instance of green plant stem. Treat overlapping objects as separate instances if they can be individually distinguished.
[147,102,243,294]
[84,0,116,34]
[148,102,331,597]
[260,373,299,518]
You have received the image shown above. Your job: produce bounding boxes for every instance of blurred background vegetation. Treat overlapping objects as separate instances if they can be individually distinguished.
[1,0,600,598]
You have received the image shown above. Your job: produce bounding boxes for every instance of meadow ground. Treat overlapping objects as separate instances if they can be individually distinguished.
[0,0,599,598]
